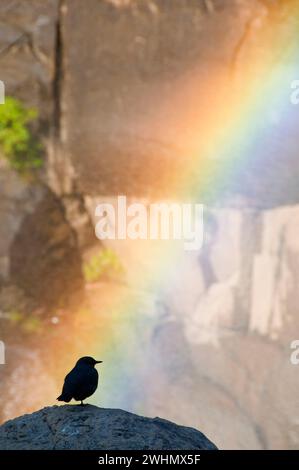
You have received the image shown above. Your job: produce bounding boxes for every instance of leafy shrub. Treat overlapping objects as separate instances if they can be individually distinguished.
[0,96,43,172]
[9,310,43,334]
[83,248,125,283]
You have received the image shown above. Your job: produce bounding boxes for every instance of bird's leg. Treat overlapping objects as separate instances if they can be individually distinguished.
[80,401,84,406]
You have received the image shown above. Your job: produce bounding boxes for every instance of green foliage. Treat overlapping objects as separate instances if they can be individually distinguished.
[22,316,43,334]
[83,248,125,283]
[9,310,24,325]
[9,309,43,334]
[0,96,43,172]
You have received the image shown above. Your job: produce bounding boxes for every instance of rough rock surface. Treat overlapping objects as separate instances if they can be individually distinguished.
[0,0,58,121]
[0,162,83,312]
[9,187,84,310]
[0,405,218,450]
[1,1,299,203]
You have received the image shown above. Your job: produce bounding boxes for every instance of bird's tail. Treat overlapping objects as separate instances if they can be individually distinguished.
[57,393,72,403]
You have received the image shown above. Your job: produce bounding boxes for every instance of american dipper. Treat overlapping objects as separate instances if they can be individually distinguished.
[57,356,103,405]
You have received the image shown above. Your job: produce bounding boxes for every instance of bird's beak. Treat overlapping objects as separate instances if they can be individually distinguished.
[95,360,103,364]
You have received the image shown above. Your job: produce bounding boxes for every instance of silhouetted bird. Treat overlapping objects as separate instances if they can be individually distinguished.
[57,356,103,406]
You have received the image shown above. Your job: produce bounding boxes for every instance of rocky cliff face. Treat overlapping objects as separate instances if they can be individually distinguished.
[1,0,298,300]
[1,0,299,202]
[0,405,217,450]
[79,201,299,449]
[0,160,84,314]
[142,204,299,450]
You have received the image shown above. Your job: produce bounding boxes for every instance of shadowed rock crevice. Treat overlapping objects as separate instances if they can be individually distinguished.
[52,0,64,141]
[9,187,84,311]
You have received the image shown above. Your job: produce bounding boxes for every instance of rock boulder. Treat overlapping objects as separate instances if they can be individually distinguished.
[0,405,218,450]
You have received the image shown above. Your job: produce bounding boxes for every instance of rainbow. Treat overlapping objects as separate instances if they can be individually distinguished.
[9,1,299,420]
[90,0,299,410]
